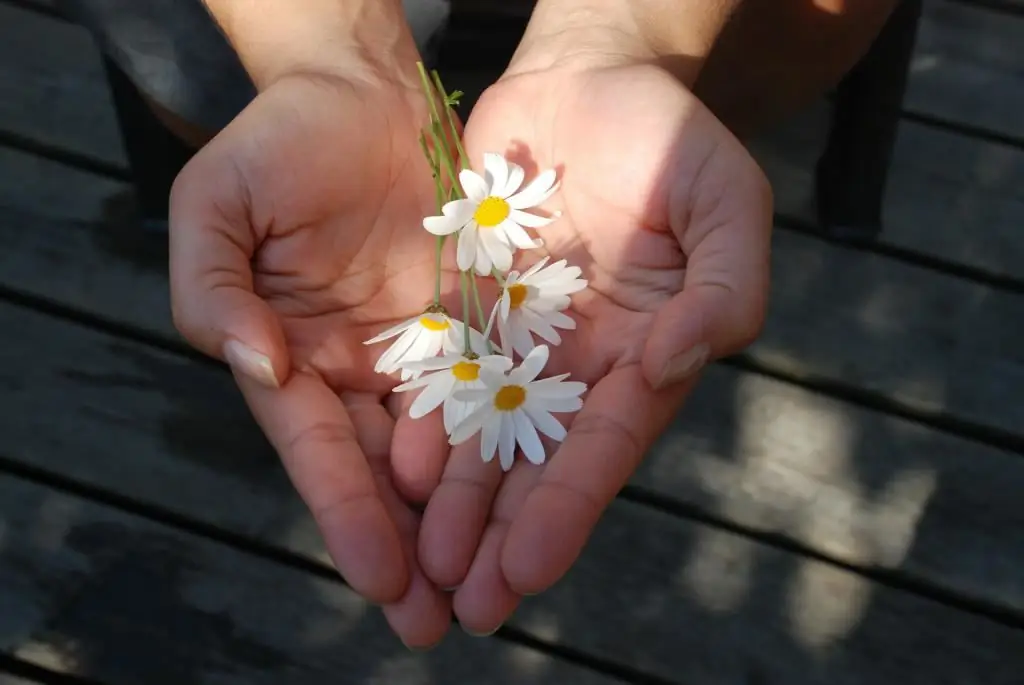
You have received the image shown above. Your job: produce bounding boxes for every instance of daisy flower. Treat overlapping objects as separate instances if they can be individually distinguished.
[422,152,560,275]
[394,351,514,434]
[491,256,587,358]
[449,345,586,471]
[363,309,484,381]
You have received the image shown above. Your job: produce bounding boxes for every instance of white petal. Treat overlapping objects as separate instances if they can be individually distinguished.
[530,395,584,413]
[478,364,509,387]
[499,162,526,198]
[403,353,462,373]
[499,219,544,250]
[481,412,501,464]
[544,310,577,329]
[524,405,567,441]
[520,256,551,281]
[363,315,418,345]
[513,409,545,465]
[497,314,514,358]
[521,310,562,346]
[423,214,464,236]
[479,354,515,372]
[480,229,514,272]
[459,169,490,202]
[374,327,420,373]
[410,374,456,418]
[527,295,572,312]
[510,318,536,359]
[507,169,558,209]
[452,388,492,403]
[509,208,559,229]
[456,225,478,271]
[450,405,490,445]
[483,153,509,197]
[498,413,516,471]
[499,289,511,322]
[392,374,436,393]
[528,379,587,399]
[511,344,549,384]
[443,395,458,434]
[473,240,493,277]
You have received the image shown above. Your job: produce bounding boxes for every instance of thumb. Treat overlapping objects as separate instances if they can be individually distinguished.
[168,159,290,388]
[642,169,772,390]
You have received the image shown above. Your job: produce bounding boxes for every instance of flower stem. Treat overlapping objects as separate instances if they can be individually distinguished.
[432,70,469,170]
[416,62,463,200]
[469,273,487,334]
[419,131,447,306]
[460,270,472,355]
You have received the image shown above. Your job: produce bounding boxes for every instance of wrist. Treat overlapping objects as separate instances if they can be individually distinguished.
[508,0,741,87]
[202,0,422,91]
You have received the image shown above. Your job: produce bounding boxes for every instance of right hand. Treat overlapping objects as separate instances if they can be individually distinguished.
[169,69,456,648]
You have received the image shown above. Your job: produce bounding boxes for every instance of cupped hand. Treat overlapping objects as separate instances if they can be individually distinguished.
[168,72,457,648]
[417,60,772,633]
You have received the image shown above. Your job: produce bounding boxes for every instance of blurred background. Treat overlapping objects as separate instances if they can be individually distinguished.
[0,0,1023,683]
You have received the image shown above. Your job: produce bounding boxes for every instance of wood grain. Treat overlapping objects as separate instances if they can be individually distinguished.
[0,475,622,685]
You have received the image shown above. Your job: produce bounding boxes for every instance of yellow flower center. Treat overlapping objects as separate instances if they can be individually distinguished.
[419,316,450,332]
[494,384,526,411]
[451,361,480,382]
[473,196,511,228]
[507,284,529,309]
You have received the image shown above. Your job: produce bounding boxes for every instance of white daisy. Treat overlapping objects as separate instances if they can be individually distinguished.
[491,257,587,358]
[422,152,560,276]
[394,351,514,434]
[363,310,484,381]
[449,345,587,471]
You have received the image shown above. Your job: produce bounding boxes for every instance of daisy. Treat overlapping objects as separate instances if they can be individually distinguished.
[422,152,561,275]
[449,345,587,471]
[363,309,484,381]
[394,351,514,434]
[491,257,587,358]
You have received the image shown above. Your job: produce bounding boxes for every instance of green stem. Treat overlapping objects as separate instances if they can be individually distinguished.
[432,70,469,170]
[469,273,487,334]
[460,270,472,355]
[420,131,447,306]
[416,62,463,200]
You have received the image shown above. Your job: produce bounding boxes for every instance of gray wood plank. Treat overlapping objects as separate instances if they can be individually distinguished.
[3,0,1024,279]
[748,100,1024,282]
[2,255,1024,651]
[2,307,1023,683]
[0,2,125,167]
[2,150,1022,442]
[0,476,619,685]
[908,1,1024,139]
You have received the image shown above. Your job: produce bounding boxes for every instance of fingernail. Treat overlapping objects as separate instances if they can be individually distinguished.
[223,340,279,388]
[462,624,502,638]
[657,342,709,389]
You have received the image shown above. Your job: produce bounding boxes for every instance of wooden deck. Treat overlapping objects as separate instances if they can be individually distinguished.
[2,0,1024,682]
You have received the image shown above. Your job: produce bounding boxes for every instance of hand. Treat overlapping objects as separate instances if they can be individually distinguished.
[416,57,772,632]
[168,71,457,648]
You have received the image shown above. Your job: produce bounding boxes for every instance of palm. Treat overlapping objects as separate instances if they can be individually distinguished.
[175,75,460,646]
[418,63,772,632]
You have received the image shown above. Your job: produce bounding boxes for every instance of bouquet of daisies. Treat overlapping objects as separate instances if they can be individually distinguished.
[363,64,588,472]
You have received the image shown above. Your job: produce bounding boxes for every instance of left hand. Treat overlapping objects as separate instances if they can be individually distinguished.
[416,53,772,633]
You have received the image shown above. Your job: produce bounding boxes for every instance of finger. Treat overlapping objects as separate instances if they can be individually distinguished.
[643,162,772,390]
[501,366,696,595]
[418,437,504,589]
[387,391,451,505]
[452,524,521,636]
[344,393,451,648]
[235,371,408,603]
[169,154,288,388]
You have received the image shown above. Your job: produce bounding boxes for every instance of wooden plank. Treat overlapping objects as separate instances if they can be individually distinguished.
[907,1,1024,140]
[2,149,1022,440]
[3,266,1024,645]
[1,312,1023,683]
[0,477,620,685]
[748,100,1024,282]
[0,2,125,167]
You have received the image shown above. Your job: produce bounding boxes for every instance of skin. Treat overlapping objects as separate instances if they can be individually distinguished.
[169,0,896,647]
